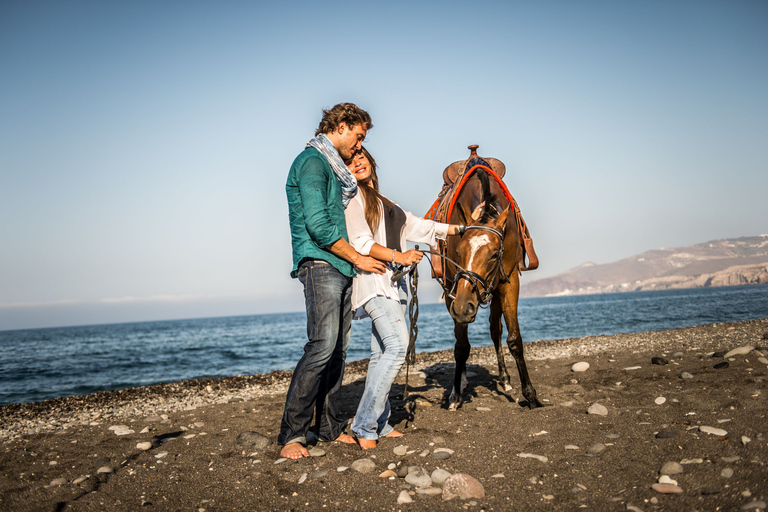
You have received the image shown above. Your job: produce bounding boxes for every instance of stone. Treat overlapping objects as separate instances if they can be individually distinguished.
[722,455,740,463]
[587,443,606,455]
[658,475,677,485]
[442,473,485,500]
[742,436,752,445]
[626,505,644,512]
[680,372,694,379]
[724,346,754,358]
[651,357,669,365]
[475,406,491,412]
[565,445,580,450]
[651,483,683,494]
[405,471,432,488]
[308,447,325,457]
[660,461,683,475]
[571,362,590,372]
[393,445,408,456]
[713,361,729,369]
[336,466,348,472]
[432,448,454,460]
[297,473,307,484]
[416,487,443,496]
[712,350,728,358]
[700,425,728,436]
[431,468,451,486]
[379,470,397,478]
[311,470,328,479]
[742,501,768,510]
[397,490,413,504]
[587,403,608,416]
[50,478,67,487]
[396,466,410,478]
[234,431,271,452]
[72,476,88,485]
[680,458,704,464]
[655,431,679,439]
[655,397,666,405]
[518,453,548,462]
[136,442,152,451]
[351,458,376,474]
[623,366,642,371]
[96,466,114,474]
[721,468,734,478]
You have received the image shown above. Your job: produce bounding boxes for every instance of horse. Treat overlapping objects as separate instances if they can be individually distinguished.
[426,145,543,411]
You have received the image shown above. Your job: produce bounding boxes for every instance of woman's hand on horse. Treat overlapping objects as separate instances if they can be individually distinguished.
[399,249,423,266]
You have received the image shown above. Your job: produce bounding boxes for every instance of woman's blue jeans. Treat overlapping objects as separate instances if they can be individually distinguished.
[351,283,408,440]
[278,260,352,446]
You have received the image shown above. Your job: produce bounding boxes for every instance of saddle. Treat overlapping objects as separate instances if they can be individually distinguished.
[425,145,539,279]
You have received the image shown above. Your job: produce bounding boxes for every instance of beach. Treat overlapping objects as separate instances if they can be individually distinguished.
[1,318,767,511]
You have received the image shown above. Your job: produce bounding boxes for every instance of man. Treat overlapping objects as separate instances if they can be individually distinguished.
[280,103,387,459]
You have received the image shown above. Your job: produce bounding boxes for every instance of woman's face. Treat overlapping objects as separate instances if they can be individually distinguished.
[346,151,372,184]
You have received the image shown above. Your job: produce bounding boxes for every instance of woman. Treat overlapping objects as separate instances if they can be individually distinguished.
[344,147,467,449]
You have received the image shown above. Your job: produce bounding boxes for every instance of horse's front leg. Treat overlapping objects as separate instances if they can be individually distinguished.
[490,292,513,394]
[448,320,470,411]
[499,282,544,409]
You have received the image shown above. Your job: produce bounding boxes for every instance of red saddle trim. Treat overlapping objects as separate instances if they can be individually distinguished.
[425,164,516,223]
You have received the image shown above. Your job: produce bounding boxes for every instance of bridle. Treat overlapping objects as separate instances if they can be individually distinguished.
[420,225,510,307]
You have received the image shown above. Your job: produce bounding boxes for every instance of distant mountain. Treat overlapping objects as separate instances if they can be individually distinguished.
[521,235,768,298]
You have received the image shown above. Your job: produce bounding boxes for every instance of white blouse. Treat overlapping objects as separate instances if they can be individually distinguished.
[345,191,449,311]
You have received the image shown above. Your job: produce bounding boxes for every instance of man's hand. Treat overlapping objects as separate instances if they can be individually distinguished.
[355,254,387,274]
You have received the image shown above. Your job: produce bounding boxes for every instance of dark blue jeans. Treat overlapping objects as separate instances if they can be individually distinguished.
[278,260,353,446]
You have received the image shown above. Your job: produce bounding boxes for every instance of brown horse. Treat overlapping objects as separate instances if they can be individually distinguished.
[428,148,542,411]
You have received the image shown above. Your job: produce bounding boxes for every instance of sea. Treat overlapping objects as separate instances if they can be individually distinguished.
[1,284,767,407]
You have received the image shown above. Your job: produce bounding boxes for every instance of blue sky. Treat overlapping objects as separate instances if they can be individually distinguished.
[1,0,766,330]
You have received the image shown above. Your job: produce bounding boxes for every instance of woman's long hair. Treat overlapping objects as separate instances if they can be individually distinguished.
[356,147,395,233]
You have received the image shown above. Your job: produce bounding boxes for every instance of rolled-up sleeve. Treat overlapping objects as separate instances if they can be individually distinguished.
[297,156,342,247]
[403,209,449,250]
[345,194,376,255]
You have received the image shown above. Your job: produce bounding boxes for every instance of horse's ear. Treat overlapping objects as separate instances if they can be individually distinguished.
[493,205,511,233]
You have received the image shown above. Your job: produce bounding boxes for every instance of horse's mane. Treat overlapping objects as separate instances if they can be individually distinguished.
[474,169,507,224]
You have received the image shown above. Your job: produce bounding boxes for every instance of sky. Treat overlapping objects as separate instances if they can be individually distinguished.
[1,0,767,331]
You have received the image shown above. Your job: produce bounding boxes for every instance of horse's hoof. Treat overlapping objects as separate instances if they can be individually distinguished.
[448,402,459,412]
[504,383,513,392]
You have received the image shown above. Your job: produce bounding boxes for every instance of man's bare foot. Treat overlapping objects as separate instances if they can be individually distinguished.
[280,442,309,459]
[358,438,377,450]
[384,430,404,438]
[335,433,357,445]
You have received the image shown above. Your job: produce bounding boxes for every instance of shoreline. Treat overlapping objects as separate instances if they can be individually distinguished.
[3,318,766,441]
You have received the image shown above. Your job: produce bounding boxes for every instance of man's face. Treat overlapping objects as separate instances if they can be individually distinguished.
[335,123,367,160]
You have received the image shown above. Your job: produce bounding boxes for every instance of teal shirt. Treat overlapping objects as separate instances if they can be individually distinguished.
[286,147,355,278]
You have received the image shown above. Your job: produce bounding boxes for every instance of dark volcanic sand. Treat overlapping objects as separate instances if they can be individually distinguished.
[1,318,767,512]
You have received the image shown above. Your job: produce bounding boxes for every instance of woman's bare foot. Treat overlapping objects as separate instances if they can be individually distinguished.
[357,438,377,450]
[280,442,309,459]
[335,433,357,444]
[384,430,404,438]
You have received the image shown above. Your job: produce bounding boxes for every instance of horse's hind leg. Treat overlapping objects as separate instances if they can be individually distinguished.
[448,321,470,411]
[490,293,514,394]
[500,285,543,409]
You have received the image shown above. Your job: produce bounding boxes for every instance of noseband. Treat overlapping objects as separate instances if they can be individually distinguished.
[422,225,509,307]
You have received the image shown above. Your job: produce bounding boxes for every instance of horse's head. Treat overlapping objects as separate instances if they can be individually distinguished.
[447,204,510,324]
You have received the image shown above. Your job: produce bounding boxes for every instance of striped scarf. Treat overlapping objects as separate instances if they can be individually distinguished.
[306,134,358,208]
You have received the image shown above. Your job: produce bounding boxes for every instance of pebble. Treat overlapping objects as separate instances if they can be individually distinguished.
[518,453,548,462]
[416,487,442,496]
[491,473,505,478]
[571,362,590,372]
[442,473,486,500]
[397,490,413,504]
[565,445,580,450]
[430,468,451,486]
[311,470,328,479]
[337,466,348,472]
[587,403,608,416]
[405,471,432,488]
[96,466,114,474]
[50,478,67,487]
[393,445,408,456]
[297,473,307,484]
[627,505,644,512]
[623,366,642,371]
[351,458,376,474]
[379,470,397,478]
[655,431,679,439]
[308,447,325,457]
[432,448,454,460]
[660,461,683,475]
[758,357,768,364]
[72,476,88,485]
[721,468,734,478]
[722,455,740,463]
[587,443,606,455]
[700,425,728,436]
[681,458,704,464]
[742,436,752,445]
[724,346,754,358]
[558,401,574,407]
[136,442,152,451]
[419,449,430,457]
[654,397,666,405]
[680,372,694,379]
[714,361,730,369]
[658,475,678,485]
[742,500,767,510]
[274,458,287,464]
[651,357,669,365]
[475,407,491,412]
[234,431,271,452]
[651,483,683,494]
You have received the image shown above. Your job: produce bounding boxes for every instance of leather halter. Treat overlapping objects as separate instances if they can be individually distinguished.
[446,225,509,306]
